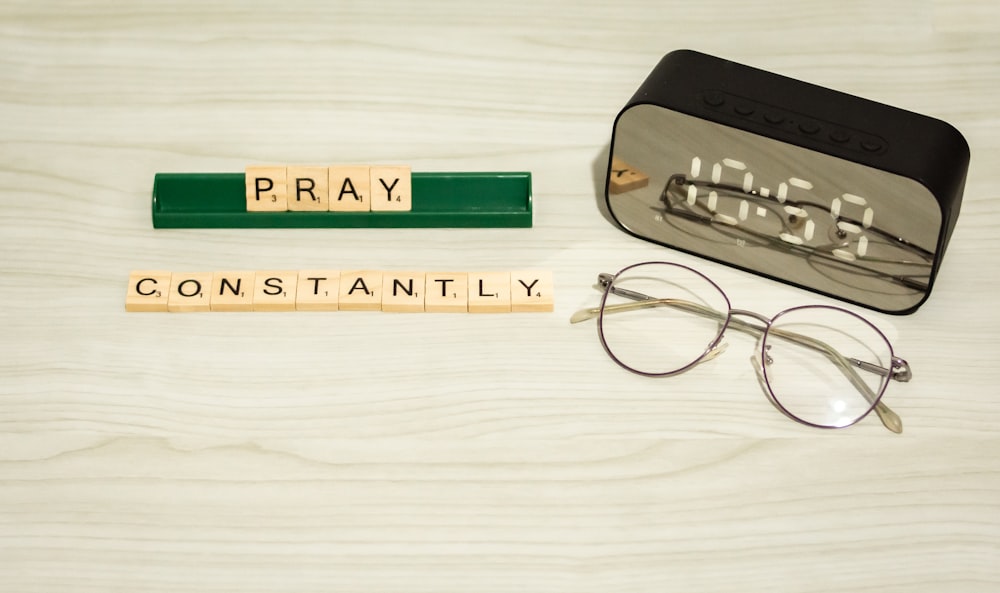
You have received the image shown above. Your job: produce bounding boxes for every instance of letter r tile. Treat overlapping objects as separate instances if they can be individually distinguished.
[286,166,329,211]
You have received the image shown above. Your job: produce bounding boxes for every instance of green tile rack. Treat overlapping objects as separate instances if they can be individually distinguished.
[151,171,533,228]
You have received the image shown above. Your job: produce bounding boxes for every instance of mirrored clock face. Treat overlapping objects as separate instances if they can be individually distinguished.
[608,104,942,312]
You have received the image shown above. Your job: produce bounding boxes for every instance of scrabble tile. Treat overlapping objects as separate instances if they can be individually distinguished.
[468,272,511,313]
[296,270,340,311]
[245,166,288,211]
[608,157,649,194]
[510,270,554,312]
[381,272,425,313]
[370,165,412,212]
[339,270,382,311]
[253,271,298,311]
[286,166,329,211]
[167,272,214,312]
[424,272,469,313]
[210,271,255,312]
[329,166,371,212]
[125,270,172,312]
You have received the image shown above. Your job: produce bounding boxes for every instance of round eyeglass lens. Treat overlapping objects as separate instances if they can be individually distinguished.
[598,262,731,375]
[761,305,893,428]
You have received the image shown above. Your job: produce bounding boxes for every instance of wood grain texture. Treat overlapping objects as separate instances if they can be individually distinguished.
[0,1,998,591]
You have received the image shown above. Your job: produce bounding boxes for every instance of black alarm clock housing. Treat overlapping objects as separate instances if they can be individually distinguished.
[606,50,969,314]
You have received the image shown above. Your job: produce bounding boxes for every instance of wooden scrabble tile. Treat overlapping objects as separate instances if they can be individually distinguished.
[370,165,412,212]
[286,166,329,211]
[296,270,340,311]
[210,271,255,312]
[245,166,288,211]
[167,272,214,312]
[329,166,371,212]
[510,270,554,312]
[468,272,511,313]
[253,271,298,311]
[608,157,649,194]
[424,272,469,313]
[125,270,172,312]
[339,270,382,311]
[381,272,425,313]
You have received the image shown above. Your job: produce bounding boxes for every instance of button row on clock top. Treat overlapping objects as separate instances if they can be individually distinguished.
[700,90,886,154]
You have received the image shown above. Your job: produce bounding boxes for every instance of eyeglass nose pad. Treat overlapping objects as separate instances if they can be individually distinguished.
[702,339,728,363]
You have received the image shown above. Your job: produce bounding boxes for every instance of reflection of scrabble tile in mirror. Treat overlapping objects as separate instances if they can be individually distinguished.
[468,272,511,313]
[608,157,649,194]
[339,271,383,311]
[370,165,412,212]
[245,166,288,211]
[329,166,371,212]
[211,271,255,311]
[296,271,341,311]
[125,270,172,312]
[424,272,469,313]
[381,272,425,312]
[510,270,554,312]
[286,166,329,211]
[167,272,214,312]
[253,271,298,311]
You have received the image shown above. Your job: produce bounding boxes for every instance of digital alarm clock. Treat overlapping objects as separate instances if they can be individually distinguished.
[605,50,969,314]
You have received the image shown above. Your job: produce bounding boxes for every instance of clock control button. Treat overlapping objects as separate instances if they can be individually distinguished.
[703,91,725,107]
[798,121,821,134]
[829,129,851,143]
[734,104,755,116]
[763,112,785,124]
[861,139,884,152]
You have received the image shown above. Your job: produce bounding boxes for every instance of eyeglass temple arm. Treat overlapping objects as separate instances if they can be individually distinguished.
[570,281,906,433]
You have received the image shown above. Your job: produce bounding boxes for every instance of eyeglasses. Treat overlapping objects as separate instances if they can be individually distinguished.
[570,261,911,433]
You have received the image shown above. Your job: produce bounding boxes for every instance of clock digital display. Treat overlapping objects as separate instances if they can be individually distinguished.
[606,51,969,314]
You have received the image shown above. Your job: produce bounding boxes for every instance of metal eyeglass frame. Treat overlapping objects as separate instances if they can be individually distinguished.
[570,261,912,433]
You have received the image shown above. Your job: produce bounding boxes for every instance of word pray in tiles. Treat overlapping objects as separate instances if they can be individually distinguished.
[125,270,554,313]
[246,165,412,212]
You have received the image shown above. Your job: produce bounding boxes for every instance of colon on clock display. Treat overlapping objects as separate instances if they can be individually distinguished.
[607,103,941,312]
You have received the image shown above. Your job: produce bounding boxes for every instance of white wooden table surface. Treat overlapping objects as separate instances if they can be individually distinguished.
[2,1,998,591]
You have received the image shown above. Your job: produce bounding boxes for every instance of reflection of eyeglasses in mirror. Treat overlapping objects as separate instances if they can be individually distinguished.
[658,174,934,293]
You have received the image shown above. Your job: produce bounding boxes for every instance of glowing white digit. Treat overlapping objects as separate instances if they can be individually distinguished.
[832,193,875,260]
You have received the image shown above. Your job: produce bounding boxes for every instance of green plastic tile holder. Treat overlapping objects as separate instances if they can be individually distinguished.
[151,171,533,228]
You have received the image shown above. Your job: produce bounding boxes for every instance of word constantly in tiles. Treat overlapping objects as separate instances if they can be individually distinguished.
[246,165,412,213]
[608,157,649,194]
[125,270,554,313]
